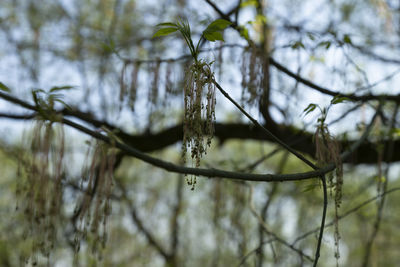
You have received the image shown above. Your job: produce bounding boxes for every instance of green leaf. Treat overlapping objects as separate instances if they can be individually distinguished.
[374,175,386,183]
[50,85,75,92]
[203,31,224,42]
[202,19,231,42]
[31,90,40,106]
[49,93,64,100]
[239,27,249,40]
[54,99,72,110]
[240,0,258,8]
[0,82,11,92]
[343,34,352,44]
[331,95,351,104]
[153,27,178,38]
[302,103,317,116]
[204,19,232,32]
[255,14,267,24]
[291,41,305,50]
[318,41,331,49]
[33,88,46,94]
[156,22,177,27]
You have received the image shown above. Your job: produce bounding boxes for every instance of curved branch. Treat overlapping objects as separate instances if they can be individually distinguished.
[0,91,330,182]
[0,91,380,182]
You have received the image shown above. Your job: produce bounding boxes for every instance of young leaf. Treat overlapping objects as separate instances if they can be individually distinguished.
[307,32,315,41]
[203,31,224,42]
[318,41,331,49]
[291,41,305,50]
[331,95,351,104]
[55,99,72,110]
[31,90,40,106]
[156,22,177,27]
[239,27,250,40]
[50,85,75,92]
[343,34,352,44]
[302,103,317,116]
[153,27,178,38]
[202,19,231,42]
[205,19,231,31]
[240,0,258,8]
[255,14,267,24]
[0,82,11,92]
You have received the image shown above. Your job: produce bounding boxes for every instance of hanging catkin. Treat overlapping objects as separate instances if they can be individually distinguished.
[119,61,129,110]
[129,62,140,111]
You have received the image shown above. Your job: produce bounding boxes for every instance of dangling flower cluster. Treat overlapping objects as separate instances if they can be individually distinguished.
[182,60,216,189]
[119,61,140,112]
[314,119,342,261]
[240,46,263,105]
[15,121,65,264]
[73,140,116,260]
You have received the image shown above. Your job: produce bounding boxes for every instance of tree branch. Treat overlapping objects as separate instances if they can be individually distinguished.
[2,106,394,164]
[117,180,172,261]
[247,185,314,262]
[269,57,400,103]
[0,90,380,183]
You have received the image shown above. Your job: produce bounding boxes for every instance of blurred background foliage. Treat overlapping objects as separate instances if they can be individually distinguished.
[1,0,400,266]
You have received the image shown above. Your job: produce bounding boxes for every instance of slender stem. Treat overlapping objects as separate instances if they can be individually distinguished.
[313,175,328,267]
[194,35,204,61]
[212,78,318,170]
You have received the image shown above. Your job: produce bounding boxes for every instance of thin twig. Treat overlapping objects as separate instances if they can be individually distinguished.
[361,103,398,266]
[292,187,400,246]
[117,179,172,260]
[247,185,314,263]
[237,237,278,267]
[269,57,400,103]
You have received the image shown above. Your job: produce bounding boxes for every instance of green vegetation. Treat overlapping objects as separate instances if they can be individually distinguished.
[0,0,400,266]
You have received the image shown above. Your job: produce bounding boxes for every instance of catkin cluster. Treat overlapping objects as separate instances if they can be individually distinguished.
[240,46,264,105]
[15,122,65,263]
[74,140,115,259]
[315,123,342,260]
[182,61,216,189]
